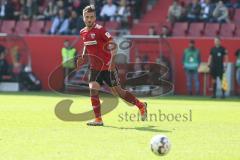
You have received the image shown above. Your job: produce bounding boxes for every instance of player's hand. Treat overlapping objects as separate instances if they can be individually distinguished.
[108,62,116,71]
[77,56,84,70]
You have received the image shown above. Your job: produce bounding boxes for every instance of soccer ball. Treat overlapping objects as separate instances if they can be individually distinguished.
[150,134,171,156]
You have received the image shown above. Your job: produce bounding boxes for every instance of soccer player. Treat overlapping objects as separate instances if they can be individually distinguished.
[208,37,228,98]
[77,5,147,126]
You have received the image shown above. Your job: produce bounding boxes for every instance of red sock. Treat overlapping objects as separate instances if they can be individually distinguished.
[91,95,101,118]
[123,91,144,109]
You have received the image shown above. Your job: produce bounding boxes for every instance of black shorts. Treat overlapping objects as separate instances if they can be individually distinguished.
[89,68,120,87]
[210,68,223,80]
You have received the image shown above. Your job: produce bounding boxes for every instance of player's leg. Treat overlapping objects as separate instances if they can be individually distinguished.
[237,68,240,95]
[111,85,147,121]
[219,73,225,99]
[210,68,217,98]
[185,70,192,95]
[104,69,147,121]
[87,70,104,126]
[211,78,217,98]
[193,71,200,95]
[210,70,217,98]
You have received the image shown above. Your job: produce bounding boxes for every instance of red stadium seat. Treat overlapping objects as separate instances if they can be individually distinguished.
[29,21,45,34]
[219,23,235,37]
[105,21,120,31]
[228,8,235,21]
[44,21,52,34]
[188,23,204,37]
[0,20,16,34]
[172,22,188,37]
[235,25,240,37]
[160,21,172,29]
[159,22,172,36]
[159,21,172,30]
[233,9,240,24]
[131,23,159,35]
[204,23,220,37]
[15,20,30,35]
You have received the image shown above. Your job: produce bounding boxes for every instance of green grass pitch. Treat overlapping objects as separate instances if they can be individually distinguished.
[0,92,240,160]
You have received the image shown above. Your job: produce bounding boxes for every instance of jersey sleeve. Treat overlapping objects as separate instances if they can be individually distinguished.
[79,28,85,38]
[99,27,112,42]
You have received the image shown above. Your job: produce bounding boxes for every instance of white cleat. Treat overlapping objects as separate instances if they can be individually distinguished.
[86,119,104,126]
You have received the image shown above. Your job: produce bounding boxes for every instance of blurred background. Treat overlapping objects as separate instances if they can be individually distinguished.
[0,0,239,97]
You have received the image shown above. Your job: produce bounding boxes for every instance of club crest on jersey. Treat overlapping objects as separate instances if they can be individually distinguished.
[90,33,96,39]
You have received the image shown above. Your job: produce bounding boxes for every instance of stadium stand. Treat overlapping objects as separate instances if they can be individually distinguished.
[104,21,120,36]
[0,0,239,38]
[172,22,189,37]
[44,21,52,34]
[0,20,16,34]
[219,23,236,37]
[14,21,30,35]
[204,23,220,37]
[29,21,45,34]
[131,23,159,35]
[233,9,240,24]
[188,23,205,37]
[130,0,240,38]
[235,24,240,37]
[0,0,239,95]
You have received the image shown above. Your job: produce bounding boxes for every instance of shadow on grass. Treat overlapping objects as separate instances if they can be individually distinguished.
[103,125,172,133]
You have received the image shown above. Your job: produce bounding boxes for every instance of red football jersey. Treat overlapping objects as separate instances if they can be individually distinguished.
[80,23,113,71]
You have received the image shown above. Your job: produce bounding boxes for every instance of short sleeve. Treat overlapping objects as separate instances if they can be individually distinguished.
[99,27,112,42]
[79,28,85,38]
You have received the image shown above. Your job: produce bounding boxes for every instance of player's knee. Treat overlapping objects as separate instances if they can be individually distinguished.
[89,82,100,90]
[89,82,100,95]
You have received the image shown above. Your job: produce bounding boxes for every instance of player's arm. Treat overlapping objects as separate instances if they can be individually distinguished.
[108,39,117,71]
[82,45,87,58]
[77,45,86,69]
[207,55,212,68]
[208,48,213,68]
[100,27,117,71]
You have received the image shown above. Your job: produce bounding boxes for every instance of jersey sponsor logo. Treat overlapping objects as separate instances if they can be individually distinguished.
[84,40,97,46]
[90,33,96,39]
[105,32,111,38]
